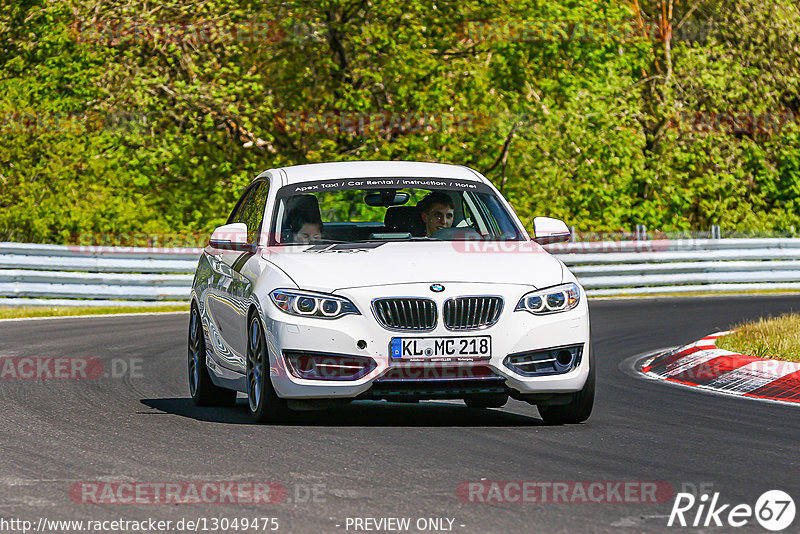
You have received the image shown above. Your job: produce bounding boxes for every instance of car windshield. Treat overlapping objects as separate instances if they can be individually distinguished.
[271,177,524,245]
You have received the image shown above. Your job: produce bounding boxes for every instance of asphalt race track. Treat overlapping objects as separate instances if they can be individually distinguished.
[1,295,799,533]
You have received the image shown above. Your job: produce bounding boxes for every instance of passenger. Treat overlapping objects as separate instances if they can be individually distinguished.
[417,191,455,237]
[286,209,323,244]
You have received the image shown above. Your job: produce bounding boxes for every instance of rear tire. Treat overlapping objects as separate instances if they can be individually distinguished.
[247,315,289,423]
[538,345,595,425]
[464,393,509,409]
[188,305,237,407]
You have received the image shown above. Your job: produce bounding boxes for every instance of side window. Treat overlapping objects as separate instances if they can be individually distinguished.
[238,181,270,244]
[462,192,490,235]
[479,193,521,238]
[474,194,501,234]
[460,195,475,228]
[228,187,255,225]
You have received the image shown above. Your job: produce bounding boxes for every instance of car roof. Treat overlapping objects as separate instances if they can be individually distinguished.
[258,161,488,186]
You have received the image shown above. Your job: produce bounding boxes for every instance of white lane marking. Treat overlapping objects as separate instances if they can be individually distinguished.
[628,350,800,408]
[706,360,800,394]
[661,350,722,376]
[678,331,731,350]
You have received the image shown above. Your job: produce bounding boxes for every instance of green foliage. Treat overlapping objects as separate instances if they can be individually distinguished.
[1,0,799,243]
[0,305,187,319]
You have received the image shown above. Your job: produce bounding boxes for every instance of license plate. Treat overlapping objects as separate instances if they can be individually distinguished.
[390,336,491,361]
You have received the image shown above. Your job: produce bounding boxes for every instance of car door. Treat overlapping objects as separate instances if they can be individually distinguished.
[206,180,270,371]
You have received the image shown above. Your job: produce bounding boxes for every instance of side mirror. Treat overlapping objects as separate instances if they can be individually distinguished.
[209,223,255,252]
[532,217,571,245]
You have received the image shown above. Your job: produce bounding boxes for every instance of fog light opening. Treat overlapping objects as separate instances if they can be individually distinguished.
[556,350,574,367]
[503,345,583,377]
[284,351,376,381]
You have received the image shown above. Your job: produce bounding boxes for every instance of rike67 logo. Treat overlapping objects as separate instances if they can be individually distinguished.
[668,490,795,531]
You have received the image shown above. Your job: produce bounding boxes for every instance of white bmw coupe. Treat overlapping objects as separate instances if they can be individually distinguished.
[189,161,593,424]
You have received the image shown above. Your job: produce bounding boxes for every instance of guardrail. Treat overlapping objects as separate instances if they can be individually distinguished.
[544,238,800,296]
[0,242,200,307]
[1,239,799,306]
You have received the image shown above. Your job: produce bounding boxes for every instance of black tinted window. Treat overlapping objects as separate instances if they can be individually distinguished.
[272,179,523,244]
[238,181,270,244]
[228,187,255,225]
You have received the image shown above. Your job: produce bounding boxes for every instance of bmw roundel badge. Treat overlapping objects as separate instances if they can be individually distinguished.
[430,284,445,292]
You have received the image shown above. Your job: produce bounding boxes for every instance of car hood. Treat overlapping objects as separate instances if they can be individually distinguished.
[263,241,564,292]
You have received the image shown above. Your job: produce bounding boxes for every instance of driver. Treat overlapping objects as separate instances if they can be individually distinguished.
[417,191,455,237]
[286,208,323,244]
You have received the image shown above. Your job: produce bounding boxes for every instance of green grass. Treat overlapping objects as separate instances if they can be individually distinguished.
[0,304,188,320]
[716,313,800,363]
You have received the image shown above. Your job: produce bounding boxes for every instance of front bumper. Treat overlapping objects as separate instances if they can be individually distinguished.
[263,283,591,400]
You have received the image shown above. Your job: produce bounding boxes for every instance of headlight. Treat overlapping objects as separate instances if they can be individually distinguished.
[269,289,360,319]
[515,283,580,315]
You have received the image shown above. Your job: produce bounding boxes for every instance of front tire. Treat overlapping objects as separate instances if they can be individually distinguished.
[538,346,595,425]
[188,305,237,407]
[247,315,289,423]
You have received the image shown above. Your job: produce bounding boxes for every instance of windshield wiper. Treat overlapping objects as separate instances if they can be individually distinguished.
[349,237,432,243]
[277,239,350,245]
[309,239,351,244]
